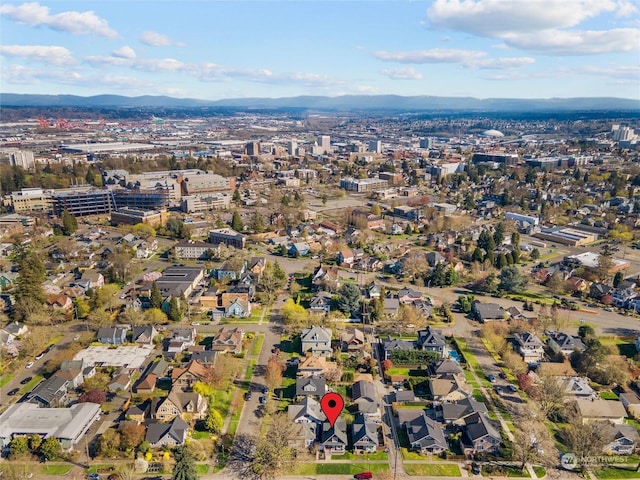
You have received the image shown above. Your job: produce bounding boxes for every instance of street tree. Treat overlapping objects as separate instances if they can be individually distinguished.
[511,420,556,470]
[231,210,244,231]
[172,446,198,480]
[336,282,361,317]
[248,412,299,480]
[561,415,610,471]
[265,355,284,391]
[97,429,121,458]
[150,282,163,309]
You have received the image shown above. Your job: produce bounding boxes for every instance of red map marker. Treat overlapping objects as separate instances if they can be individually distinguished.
[320,392,344,427]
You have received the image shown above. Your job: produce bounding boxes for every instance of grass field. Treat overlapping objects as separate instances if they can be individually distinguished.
[252,334,265,356]
[331,451,389,461]
[0,373,15,388]
[482,465,531,477]
[196,464,209,474]
[593,466,640,479]
[41,465,73,474]
[293,462,389,475]
[404,463,461,476]
[532,466,546,477]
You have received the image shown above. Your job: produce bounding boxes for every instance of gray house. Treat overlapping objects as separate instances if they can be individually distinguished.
[301,325,332,356]
[405,412,448,454]
[471,302,506,322]
[352,414,379,453]
[97,327,127,345]
[417,327,446,357]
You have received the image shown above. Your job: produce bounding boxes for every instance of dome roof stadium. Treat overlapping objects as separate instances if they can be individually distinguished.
[482,129,505,137]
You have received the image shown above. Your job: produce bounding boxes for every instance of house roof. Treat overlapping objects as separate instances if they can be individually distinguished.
[301,325,332,343]
[430,359,463,376]
[473,302,505,320]
[463,412,501,442]
[27,376,68,404]
[320,417,347,445]
[132,325,157,344]
[441,397,488,422]
[171,360,210,382]
[296,376,326,397]
[145,417,189,445]
[382,337,414,352]
[620,391,640,406]
[288,397,326,423]
[406,413,447,450]
[417,327,445,349]
[352,414,379,446]
[352,380,376,403]
[547,332,586,352]
[576,399,627,419]
[514,332,544,349]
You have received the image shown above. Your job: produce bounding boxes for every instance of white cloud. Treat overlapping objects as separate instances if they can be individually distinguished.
[112,46,136,59]
[0,44,74,65]
[502,28,640,55]
[380,67,424,80]
[0,2,117,38]
[426,0,639,55]
[427,0,633,36]
[85,54,186,72]
[374,48,534,69]
[577,65,640,79]
[140,31,183,47]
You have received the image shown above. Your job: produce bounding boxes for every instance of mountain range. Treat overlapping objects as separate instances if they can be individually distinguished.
[1,93,639,112]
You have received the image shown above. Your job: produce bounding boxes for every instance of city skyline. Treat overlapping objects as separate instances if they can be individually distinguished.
[1,0,639,101]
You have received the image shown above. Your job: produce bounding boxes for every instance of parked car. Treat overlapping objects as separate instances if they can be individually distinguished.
[507,384,517,392]
[259,396,267,404]
[487,374,496,383]
[35,352,44,360]
[471,462,481,475]
[7,388,19,396]
[354,473,373,479]
[244,391,252,401]
[21,376,32,385]
[25,362,34,369]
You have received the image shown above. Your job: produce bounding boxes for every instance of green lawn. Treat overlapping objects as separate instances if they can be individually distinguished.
[293,462,389,475]
[386,367,411,376]
[404,463,461,476]
[41,465,73,474]
[252,334,265,356]
[196,464,209,474]
[20,374,44,393]
[533,466,546,478]
[593,466,640,479]
[191,430,211,440]
[482,465,531,477]
[332,451,388,460]
[245,359,256,381]
[0,373,14,388]
[600,391,619,400]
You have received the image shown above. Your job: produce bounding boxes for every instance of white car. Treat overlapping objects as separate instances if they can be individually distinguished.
[25,362,34,369]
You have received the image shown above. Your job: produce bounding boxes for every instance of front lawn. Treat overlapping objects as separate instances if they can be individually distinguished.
[599,391,619,400]
[533,466,546,478]
[41,465,73,474]
[404,463,461,476]
[482,465,531,477]
[331,451,388,461]
[252,334,265,356]
[0,373,15,388]
[293,463,389,475]
[196,464,209,474]
[593,466,640,479]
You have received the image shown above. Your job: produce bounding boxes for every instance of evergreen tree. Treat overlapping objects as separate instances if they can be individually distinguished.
[231,210,243,231]
[250,210,265,233]
[496,253,508,269]
[471,247,484,263]
[61,209,78,236]
[168,296,182,321]
[445,267,459,286]
[13,248,46,322]
[172,446,198,480]
[232,188,241,205]
[150,282,163,309]
[493,222,505,246]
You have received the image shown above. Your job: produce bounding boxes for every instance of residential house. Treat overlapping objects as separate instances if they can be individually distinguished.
[190,350,218,365]
[352,380,380,419]
[425,251,446,268]
[289,242,311,257]
[352,414,379,453]
[3,321,28,338]
[428,376,471,403]
[109,373,132,392]
[383,298,400,317]
[311,265,340,292]
[590,283,613,300]
[296,376,326,398]
[301,325,332,356]
[52,368,84,390]
[145,417,189,447]
[319,418,348,454]
[367,283,382,299]
[559,377,596,400]
[296,356,339,379]
[219,292,251,318]
[135,373,158,394]
[47,294,73,311]
[132,325,158,348]
[460,412,502,455]
[472,302,506,322]
[126,401,150,422]
[166,328,197,354]
[309,292,332,314]
[513,332,545,362]
[381,336,414,361]
[566,277,590,294]
[604,425,639,455]
[291,421,319,449]
[248,257,266,276]
[155,389,208,422]
[440,397,489,425]
[620,391,640,418]
[171,360,211,391]
[337,248,355,267]
[397,288,423,304]
[212,260,245,281]
[612,288,638,308]
[340,328,366,354]
[97,327,127,345]
[405,413,448,454]
[288,397,326,425]
[26,376,68,407]
[575,399,627,424]
[547,332,586,357]
[417,327,446,357]
[211,326,244,354]
[429,359,463,378]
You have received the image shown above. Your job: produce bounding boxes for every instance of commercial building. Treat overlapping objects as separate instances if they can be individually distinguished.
[535,227,596,247]
[113,189,170,210]
[0,402,101,449]
[180,172,235,195]
[472,152,519,166]
[9,188,52,213]
[51,187,115,217]
[339,177,389,193]
[209,228,246,250]
[368,140,382,154]
[125,171,182,201]
[181,193,231,213]
[246,141,260,156]
[505,212,539,227]
[110,207,168,227]
[154,266,205,297]
[174,240,214,260]
[563,252,629,273]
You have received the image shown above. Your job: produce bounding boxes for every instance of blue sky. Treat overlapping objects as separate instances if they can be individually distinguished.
[1,1,639,100]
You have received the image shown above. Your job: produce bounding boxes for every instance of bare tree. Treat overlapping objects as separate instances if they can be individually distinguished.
[532,372,566,420]
[561,413,611,471]
[511,420,557,470]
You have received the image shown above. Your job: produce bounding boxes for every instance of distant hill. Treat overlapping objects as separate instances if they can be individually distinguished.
[1,93,639,112]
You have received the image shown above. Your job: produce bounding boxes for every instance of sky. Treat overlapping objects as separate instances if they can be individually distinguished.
[1,0,639,100]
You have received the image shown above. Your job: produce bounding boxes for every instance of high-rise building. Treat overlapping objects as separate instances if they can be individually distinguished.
[420,138,435,149]
[246,141,260,156]
[10,151,35,170]
[288,140,298,155]
[317,135,331,150]
[368,140,382,154]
